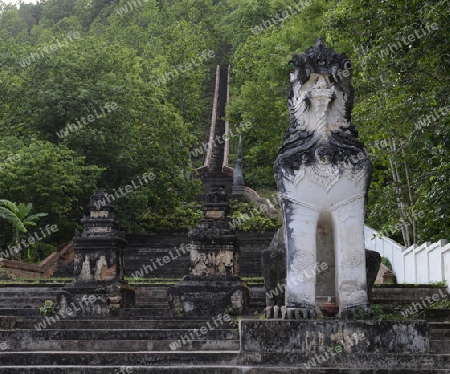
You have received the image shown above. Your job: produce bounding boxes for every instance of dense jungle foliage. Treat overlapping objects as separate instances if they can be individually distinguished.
[0,0,448,261]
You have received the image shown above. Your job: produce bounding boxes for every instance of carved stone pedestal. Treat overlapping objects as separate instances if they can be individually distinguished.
[168,275,248,316]
[168,191,249,316]
[263,226,381,318]
[240,320,429,366]
[60,190,135,316]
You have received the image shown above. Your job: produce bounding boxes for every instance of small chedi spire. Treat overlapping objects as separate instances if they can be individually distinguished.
[232,136,245,195]
[60,189,135,316]
[168,178,249,316]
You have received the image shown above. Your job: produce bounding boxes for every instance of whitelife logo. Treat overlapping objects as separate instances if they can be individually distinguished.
[0,224,58,260]
[169,313,231,350]
[93,172,156,210]
[19,32,81,68]
[131,243,194,279]
[56,102,119,139]
[34,295,99,331]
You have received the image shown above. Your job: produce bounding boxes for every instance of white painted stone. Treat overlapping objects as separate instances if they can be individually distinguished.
[275,39,371,316]
[79,255,93,281]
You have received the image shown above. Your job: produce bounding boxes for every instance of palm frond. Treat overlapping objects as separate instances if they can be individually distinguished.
[26,213,48,223]
[24,203,33,216]
[0,200,19,215]
[0,207,26,232]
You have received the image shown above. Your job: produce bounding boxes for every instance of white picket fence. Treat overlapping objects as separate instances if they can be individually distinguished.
[364,225,450,290]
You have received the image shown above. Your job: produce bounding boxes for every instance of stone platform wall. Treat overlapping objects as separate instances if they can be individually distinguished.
[240,320,430,367]
[123,232,276,279]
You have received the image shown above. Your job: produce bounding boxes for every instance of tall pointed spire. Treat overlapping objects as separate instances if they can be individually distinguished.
[232,136,245,195]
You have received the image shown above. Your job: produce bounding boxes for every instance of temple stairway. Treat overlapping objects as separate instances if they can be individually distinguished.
[196,65,233,195]
[0,282,239,373]
[0,318,449,372]
[1,282,450,372]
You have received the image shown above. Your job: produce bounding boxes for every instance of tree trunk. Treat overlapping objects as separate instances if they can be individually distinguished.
[388,137,411,247]
[400,140,417,244]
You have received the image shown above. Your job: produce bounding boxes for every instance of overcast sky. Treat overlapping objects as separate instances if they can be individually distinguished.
[2,0,38,5]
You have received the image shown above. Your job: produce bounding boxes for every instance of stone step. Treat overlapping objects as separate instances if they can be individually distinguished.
[0,308,41,316]
[2,352,449,374]
[135,295,168,300]
[430,340,450,354]
[2,339,240,352]
[0,288,62,309]
[136,304,169,309]
[0,285,61,290]
[370,288,449,304]
[249,290,265,296]
[248,301,265,306]
[134,286,264,310]
[15,319,238,330]
[430,323,450,354]
[0,367,449,374]
[430,327,450,339]
[0,296,60,303]
[136,292,169,300]
[135,300,168,305]
[136,296,168,302]
[0,367,238,374]
[0,307,175,318]
[0,351,241,366]
[242,352,450,366]
[120,308,174,317]
[9,308,174,321]
[0,328,239,341]
[246,304,265,310]
[136,289,167,297]
[426,309,450,322]
[0,291,61,298]
[0,303,54,310]
[136,295,167,305]
[0,286,63,291]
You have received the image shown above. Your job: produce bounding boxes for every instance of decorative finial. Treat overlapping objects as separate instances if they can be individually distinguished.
[232,136,245,195]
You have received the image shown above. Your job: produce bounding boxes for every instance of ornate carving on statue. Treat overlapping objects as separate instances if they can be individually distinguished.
[276,37,370,196]
[291,250,315,271]
[344,249,363,267]
[272,38,373,319]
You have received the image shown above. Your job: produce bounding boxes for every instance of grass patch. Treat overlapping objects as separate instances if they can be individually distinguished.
[241,276,264,284]
[0,276,74,285]
[125,276,265,285]
[126,277,182,285]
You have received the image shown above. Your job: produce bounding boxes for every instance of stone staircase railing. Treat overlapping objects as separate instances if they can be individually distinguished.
[0,241,73,279]
[364,225,450,290]
[194,64,223,176]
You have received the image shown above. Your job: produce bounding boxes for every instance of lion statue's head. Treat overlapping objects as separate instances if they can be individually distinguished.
[276,38,369,172]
